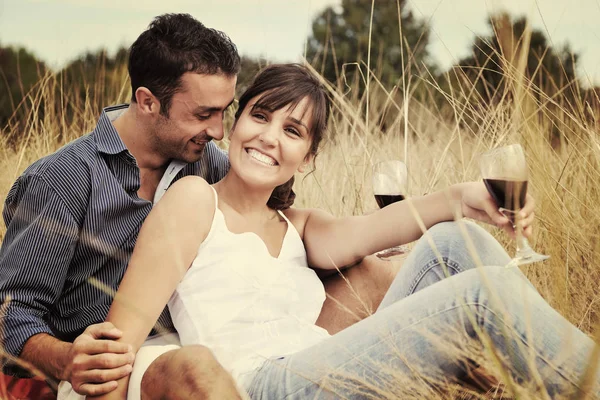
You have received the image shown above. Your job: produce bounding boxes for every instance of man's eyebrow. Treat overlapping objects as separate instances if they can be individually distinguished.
[194,99,235,113]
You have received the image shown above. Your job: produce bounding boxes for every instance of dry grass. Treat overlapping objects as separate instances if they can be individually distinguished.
[1,14,600,400]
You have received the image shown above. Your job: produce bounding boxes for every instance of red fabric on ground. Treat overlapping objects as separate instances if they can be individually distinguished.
[0,374,56,400]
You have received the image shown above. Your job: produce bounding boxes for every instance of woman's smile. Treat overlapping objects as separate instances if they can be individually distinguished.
[245,148,278,166]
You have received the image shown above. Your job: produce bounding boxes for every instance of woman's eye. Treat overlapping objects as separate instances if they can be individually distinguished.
[252,113,267,121]
[286,127,301,136]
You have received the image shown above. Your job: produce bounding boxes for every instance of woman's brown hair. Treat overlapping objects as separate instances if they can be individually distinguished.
[234,64,331,210]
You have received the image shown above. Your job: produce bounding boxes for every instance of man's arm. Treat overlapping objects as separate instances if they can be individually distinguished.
[19,334,70,379]
[0,175,133,395]
[0,175,78,375]
[21,326,133,395]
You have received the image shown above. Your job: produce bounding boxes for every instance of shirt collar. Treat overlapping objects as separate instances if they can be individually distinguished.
[94,104,130,155]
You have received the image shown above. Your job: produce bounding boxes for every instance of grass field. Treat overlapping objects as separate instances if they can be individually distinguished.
[1,22,600,399]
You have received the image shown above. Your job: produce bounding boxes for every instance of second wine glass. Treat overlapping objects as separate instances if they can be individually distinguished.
[372,160,409,257]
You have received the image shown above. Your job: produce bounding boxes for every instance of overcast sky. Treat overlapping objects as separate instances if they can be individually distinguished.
[1,0,599,85]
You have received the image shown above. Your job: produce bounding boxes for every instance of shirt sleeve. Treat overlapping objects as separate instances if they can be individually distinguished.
[0,175,79,376]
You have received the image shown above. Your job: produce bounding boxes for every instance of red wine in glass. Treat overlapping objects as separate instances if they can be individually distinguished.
[372,161,409,257]
[375,193,406,208]
[483,179,528,217]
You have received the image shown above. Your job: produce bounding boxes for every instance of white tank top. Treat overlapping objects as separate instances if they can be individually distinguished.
[167,187,330,389]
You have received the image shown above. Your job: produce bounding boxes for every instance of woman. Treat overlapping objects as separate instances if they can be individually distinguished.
[104,64,599,399]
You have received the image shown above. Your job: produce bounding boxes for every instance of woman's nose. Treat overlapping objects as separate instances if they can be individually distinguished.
[258,125,278,146]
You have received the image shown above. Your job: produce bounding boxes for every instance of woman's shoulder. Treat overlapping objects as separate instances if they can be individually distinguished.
[161,176,216,210]
[282,207,332,239]
[170,175,213,193]
[281,208,307,238]
[284,207,334,222]
[153,176,217,245]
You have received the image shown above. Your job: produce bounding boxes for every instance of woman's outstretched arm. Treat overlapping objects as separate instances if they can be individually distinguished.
[290,182,534,270]
[92,176,215,400]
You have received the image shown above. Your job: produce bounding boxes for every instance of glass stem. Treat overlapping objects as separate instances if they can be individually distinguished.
[509,210,536,259]
[500,207,525,252]
[516,232,530,253]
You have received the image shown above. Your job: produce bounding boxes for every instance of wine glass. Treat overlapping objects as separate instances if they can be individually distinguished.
[480,144,549,267]
[372,160,409,258]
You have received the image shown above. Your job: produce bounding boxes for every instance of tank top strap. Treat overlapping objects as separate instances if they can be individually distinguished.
[209,185,219,211]
[276,209,306,261]
[276,209,292,225]
[198,186,222,246]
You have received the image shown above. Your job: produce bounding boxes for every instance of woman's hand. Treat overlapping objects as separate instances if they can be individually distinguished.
[453,181,535,238]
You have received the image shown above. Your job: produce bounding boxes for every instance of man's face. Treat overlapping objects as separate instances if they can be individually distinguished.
[150,72,236,163]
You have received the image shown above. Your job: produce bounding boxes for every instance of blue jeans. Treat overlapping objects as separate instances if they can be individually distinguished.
[246,221,599,399]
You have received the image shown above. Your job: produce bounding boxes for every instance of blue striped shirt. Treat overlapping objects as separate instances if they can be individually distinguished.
[0,104,229,375]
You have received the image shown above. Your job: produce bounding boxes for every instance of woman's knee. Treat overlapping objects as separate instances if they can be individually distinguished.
[142,345,236,399]
[171,345,224,378]
[460,266,531,305]
[426,220,491,245]
[423,221,509,267]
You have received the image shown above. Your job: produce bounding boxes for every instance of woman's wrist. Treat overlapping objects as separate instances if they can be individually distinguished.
[447,183,466,218]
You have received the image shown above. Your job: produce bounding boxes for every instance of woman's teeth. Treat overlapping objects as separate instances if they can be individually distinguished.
[247,149,277,166]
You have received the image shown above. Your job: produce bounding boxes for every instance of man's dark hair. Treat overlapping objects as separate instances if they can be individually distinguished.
[129,13,241,116]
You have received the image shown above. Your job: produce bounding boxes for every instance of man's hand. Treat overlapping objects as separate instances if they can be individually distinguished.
[454,181,535,238]
[65,322,135,396]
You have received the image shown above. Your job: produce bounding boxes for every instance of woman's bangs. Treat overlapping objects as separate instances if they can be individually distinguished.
[252,87,309,114]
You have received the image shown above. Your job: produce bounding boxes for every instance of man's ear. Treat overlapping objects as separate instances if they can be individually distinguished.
[135,87,160,116]
[298,153,314,173]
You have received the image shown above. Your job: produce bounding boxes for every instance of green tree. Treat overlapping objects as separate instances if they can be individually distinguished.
[235,55,268,98]
[455,13,579,104]
[0,45,46,127]
[440,13,584,145]
[306,0,430,89]
[57,47,130,116]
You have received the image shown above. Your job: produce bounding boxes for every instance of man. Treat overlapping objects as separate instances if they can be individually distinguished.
[0,13,398,400]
